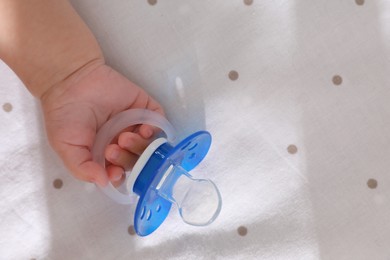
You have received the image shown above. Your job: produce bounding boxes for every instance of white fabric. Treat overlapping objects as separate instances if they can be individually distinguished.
[1,0,390,259]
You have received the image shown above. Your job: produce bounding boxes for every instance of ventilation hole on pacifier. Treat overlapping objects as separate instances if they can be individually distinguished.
[156,204,161,212]
[188,142,198,151]
[189,153,196,159]
[140,206,146,220]
[146,210,152,221]
[181,142,192,150]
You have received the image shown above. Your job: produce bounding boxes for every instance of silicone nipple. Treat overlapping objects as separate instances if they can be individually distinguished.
[157,164,222,226]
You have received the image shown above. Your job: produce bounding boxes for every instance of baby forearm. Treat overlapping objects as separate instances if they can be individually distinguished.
[0,0,104,98]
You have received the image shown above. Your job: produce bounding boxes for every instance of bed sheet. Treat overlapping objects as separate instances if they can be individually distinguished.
[1,0,390,259]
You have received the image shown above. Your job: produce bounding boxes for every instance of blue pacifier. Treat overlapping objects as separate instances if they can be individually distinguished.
[92,109,222,236]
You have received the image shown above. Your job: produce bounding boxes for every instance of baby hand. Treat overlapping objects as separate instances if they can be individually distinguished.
[41,62,164,187]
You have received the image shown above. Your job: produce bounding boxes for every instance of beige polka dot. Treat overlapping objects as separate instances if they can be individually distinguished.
[147,0,157,6]
[287,144,298,154]
[332,75,343,86]
[3,102,13,112]
[367,178,377,189]
[355,0,364,6]
[228,70,239,81]
[237,226,248,236]
[244,0,254,5]
[53,179,63,189]
[128,225,136,235]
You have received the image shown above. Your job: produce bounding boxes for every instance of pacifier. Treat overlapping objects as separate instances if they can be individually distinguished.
[91,109,222,236]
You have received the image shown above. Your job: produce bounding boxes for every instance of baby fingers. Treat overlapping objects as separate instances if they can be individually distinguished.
[105,143,139,170]
[118,131,152,155]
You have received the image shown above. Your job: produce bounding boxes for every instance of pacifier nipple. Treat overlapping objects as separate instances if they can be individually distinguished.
[157,165,222,226]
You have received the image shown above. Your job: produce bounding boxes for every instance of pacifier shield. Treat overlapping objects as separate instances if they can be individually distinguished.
[134,131,212,236]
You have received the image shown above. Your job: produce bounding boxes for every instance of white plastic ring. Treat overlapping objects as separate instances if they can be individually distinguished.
[91,109,176,204]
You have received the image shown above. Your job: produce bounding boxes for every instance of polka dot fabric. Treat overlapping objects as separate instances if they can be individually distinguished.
[1,0,390,259]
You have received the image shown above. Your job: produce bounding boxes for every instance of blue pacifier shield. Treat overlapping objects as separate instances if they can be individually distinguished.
[133,131,212,236]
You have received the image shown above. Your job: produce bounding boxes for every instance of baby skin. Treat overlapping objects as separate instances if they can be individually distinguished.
[0,0,164,187]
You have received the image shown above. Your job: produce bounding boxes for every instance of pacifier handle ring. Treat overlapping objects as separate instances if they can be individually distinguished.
[91,109,176,204]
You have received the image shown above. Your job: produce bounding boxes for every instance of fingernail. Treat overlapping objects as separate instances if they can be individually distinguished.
[110,149,120,160]
[144,129,153,138]
[122,137,132,149]
[112,173,123,182]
